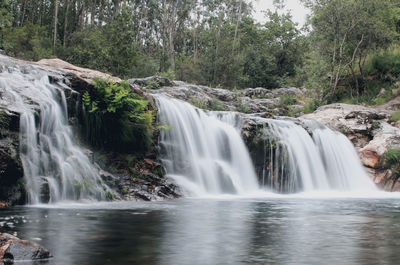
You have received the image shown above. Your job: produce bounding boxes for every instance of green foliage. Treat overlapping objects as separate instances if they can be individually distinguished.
[158,69,176,80]
[2,23,53,60]
[302,99,321,114]
[383,149,400,177]
[145,81,160,90]
[279,95,296,107]
[63,8,158,79]
[189,98,208,109]
[389,111,400,123]
[83,79,154,154]
[236,101,250,113]
[0,0,12,48]
[373,122,381,129]
[209,98,226,111]
[365,47,400,78]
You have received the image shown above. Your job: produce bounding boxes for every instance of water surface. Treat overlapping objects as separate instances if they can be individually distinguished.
[2,197,400,265]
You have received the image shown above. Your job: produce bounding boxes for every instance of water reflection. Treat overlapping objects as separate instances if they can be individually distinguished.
[2,199,400,265]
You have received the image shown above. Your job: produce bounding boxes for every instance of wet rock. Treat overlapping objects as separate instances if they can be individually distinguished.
[0,109,25,205]
[0,233,51,262]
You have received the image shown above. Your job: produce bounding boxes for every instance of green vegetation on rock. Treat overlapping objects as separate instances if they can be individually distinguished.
[82,79,154,154]
[389,112,400,123]
[383,149,400,177]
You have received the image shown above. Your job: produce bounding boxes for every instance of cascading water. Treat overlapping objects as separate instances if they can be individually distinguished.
[155,95,259,196]
[263,119,377,192]
[0,62,106,203]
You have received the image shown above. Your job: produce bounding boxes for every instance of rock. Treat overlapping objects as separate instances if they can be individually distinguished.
[0,233,51,262]
[128,76,174,88]
[359,149,380,168]
[302,102,400,188]
[36,58,120,83]
[150,81,304,115]
[0,109,25,205]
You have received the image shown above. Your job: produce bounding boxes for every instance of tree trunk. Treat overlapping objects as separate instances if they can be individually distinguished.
[79,0,85,30]
[53,0,59,52]
[63,0,70,47]
[232,0,242,53]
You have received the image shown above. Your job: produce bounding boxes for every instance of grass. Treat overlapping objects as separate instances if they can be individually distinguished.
[389,111,400,123]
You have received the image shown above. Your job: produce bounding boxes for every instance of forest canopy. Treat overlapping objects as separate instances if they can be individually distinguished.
[1,0,400,105]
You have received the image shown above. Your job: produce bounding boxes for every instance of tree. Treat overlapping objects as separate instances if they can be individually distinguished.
[304,0,397,100]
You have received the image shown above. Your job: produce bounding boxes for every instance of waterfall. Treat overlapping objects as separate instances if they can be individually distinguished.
[155,95,259,196]
[264,119,377,192]
[0,64,106,203]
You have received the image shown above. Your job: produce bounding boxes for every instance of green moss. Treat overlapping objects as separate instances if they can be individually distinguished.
[389,111,400,123]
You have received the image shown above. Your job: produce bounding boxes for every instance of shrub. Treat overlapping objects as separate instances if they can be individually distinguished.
[302,99,320,114]
[383,149,400,177]
[209,98,226,111]
[82,79,154,154]
[2,23,53,61]
[279,95,296,106]
[389,111,400,123]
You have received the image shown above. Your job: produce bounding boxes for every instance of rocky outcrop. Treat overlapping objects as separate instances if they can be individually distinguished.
[302,102,400,191]
[96,150,181,201]
[142,80,306,116]
[0,233,51,262]
[36,58,121,83]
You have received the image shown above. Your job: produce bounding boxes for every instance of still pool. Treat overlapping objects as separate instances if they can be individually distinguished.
[2,196,400,265]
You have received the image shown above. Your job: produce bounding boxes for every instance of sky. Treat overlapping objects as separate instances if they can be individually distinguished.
[252,0,310,27]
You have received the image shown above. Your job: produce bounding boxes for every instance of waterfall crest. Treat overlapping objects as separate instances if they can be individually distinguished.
[155,95,260,196]
[0,64,106,203]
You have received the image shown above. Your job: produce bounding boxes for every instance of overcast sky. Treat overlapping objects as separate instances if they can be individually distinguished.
[252,0,310,27]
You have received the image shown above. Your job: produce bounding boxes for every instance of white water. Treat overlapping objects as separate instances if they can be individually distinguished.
[155,95,259,196]
[0,62,106,203]
[266,119,377,192]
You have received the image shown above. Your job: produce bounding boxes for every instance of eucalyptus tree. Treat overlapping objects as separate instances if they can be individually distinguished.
[304,0,398,100]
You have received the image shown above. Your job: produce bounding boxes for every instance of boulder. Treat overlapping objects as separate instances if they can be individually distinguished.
[128,76,174,88]
[0,233,51,262]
